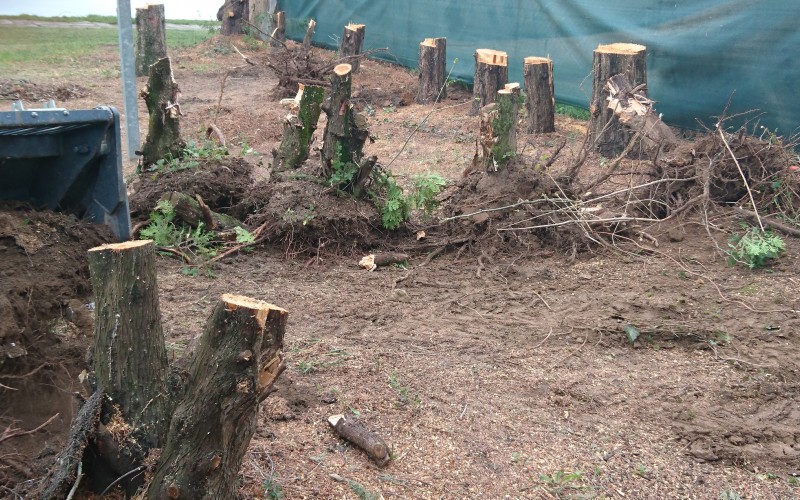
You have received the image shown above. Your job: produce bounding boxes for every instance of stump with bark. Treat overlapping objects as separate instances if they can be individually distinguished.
[270,11,285,47]
[219,0,248,35]
[321,64,370,179]
[303,19,317,50]
[471,48,509,115]
[140,57,184,166]
[340,23,366,72]
[135,4,167,77]
[479,83,520,170]
[590,43,647,157]
[416,37,447,104]
[273,84,325,171]
[523,56,555,134]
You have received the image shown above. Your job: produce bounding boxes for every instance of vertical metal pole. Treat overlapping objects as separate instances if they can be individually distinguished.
[117,0,140,160]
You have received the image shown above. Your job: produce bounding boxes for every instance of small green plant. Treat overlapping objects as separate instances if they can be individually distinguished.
[540,470,583,486]
[263,478,284,499]
[139,200,178,246]
[388,372,421,407]
[347,479,379,500]
[234,226,256,244]
[727,227,785,269]
[139,200,221,264]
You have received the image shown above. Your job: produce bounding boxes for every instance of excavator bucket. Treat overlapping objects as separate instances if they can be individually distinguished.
[0,102,131,241]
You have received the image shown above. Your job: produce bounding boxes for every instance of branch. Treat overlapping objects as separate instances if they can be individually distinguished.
[0,413,60,443]
[717,125,764,230]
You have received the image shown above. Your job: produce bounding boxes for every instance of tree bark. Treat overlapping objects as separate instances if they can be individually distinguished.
[248,0,271,42]
[273,84,325,171]
[340,23,366,72]
[480,83,520,170]
[146,294,287,499]
[590,43,647,157]
[161,191,245,231]
[471,49,508,115]
[416,37,447,104]
[321,64,370,181]
[140,57,184,166]
[523,56,555,134]
[303,19,317,50]
[328,414,390,467]
[135,4,167,77]
[86,240,172,493]
[220,0,249,35]
[270,11,285,47]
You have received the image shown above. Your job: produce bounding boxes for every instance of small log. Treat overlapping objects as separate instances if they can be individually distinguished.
[273,84,325,171]
[590,43,647,157]
[270,11,285,47]
[358,251,409,271]
[140,57,184,166]
[303,19,317,50]
[220,0,248,35]
[161,191,244,230]
[471,48,508,115]
[321,64,370,181]
[328,414,391,467]
[523,57,555,133]
[605,73,677,157]
[340,23,366,72]
[479,83,520,170]
[147,295,287,499]
[416,37,447,104]
[86,240,172,493]
[135,4,167,77]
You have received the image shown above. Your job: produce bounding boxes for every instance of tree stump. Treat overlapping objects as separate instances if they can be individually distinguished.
[480,83,520,170]
[303,19,317,50]
[590,43,647,157]
[86,240,171,493]
[135,4,167,77]
[340,23,366,72]
[219,0,248,35]
[273,84,325,171]
[471,48,508,115]
[146,294,287,499]
[321,64,369,177]
[140,57,184,166]
[270,11,285,47]
[416,37,447,104]
[523,56,555,134]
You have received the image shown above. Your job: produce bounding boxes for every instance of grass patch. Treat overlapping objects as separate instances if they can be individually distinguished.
[555,101,590,120]
[0,14,218,27]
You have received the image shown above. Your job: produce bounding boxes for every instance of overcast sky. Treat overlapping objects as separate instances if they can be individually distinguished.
[0,0,223,20]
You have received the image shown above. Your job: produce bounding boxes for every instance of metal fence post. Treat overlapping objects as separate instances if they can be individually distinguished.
[117,0,140,161]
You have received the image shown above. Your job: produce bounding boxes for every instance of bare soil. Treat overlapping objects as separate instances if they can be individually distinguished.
[1,33,799,499]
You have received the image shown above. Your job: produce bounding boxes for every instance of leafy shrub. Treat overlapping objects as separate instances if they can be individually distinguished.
[727,227,785,269]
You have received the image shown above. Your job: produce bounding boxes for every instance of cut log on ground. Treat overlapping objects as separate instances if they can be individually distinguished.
[416,37,447,104]
[161,191,245,231]
[605,73,677,157]
[140,57,184,166]
[328,414,391,467]
[479,83,520,170]
[270,11,285,47]
[146,295,287,499]
[471,48,508,115]
[590,43,647,157]
[86,240,172,494]
[303,19,316,50]
[523,56,555,133]
[358,252,410,271]
[273,84,325,171]
[219,0,249,35]
[340,23,366,72]
[135,4,167,77]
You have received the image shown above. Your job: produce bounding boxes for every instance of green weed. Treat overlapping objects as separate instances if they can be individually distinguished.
[727,227,785,269]
[555,102,590,120]
[263,478,284,499]
[388,372,421,407]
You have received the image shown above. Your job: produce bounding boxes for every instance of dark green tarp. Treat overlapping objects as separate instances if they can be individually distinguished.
[278,0,800,135]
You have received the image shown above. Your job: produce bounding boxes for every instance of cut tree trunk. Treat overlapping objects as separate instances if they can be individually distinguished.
[140,57,184,166]
[135,4,167,77]
[220,0,248,35]
[321,64,370,183]
[590,43,647,157]
[523,56,555,133]
[161,191,245,231]
[416,37,447,104]
[146,294,287,499]
[303,19,317,50]
[273,84,325,171]
[270,11,285,47]
[340,23,366,72]
[328,414,391,467]
[605,73,677,157]
[248,0,271,42]
[471,48,508,115]
[86,240,172,494]
[479,83,520,170]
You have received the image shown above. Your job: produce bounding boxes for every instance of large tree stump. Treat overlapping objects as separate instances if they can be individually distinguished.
[340,23,366,72]
[273,84,325,171]
[86,240,171,493]
[321,64,370,179]
[135,4,167,77]
[479,83,520,170]
[248,0,271,42]
[471,48,508,115]
[219,0,248,35]
[146,295,287,499]
[523,56,555,134]
[140,57,184,166]
[416,37,447,104]
[590,43,647,157]
[270,11,285,47]
[303,19,317,50]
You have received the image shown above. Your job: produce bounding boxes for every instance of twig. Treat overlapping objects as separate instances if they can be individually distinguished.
[231,44,256,65]
[532,291,551,310]
[242,19,288,49]
[155,245,192,264]
[0,413,59,443]
[734,206,800,238]
[717,125,763,230]
[65,461,83,500]
[99,466,146,497]
[0,362,47,379]
[0,382,18,390]
[205,222,269,265]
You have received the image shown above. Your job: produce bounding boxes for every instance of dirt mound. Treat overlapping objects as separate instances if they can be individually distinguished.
[128,156,254,217]
[0,79,89,103]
